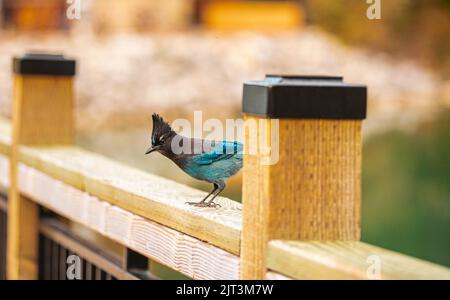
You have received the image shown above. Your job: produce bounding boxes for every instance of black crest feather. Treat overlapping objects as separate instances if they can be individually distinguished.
[151,113,174,145]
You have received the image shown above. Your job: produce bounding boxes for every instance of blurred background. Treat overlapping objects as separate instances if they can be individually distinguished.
[0,0,448,269]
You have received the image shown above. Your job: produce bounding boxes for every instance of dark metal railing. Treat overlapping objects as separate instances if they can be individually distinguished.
[38,218,156,280]
[0,192,157,280]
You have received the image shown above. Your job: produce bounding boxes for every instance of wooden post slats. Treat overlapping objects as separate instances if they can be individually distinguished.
[241,75,367,279]
[16,145,243,255]
[7,53,76,279]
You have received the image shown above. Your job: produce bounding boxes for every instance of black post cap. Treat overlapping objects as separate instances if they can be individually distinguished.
[13,53,76,76]
[242,75,367,119]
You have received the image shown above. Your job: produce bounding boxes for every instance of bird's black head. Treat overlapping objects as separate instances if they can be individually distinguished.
[145,113,175,155]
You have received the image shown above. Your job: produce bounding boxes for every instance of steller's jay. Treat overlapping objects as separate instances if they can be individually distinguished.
[145,114,243,208]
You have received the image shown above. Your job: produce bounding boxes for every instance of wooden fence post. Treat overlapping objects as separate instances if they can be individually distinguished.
[240,75,367,279]
[7,53,76,279]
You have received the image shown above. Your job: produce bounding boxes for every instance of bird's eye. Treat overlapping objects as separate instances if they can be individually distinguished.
[159,133,169,144]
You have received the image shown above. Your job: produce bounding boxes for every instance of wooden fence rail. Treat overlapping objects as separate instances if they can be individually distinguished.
[0,53,449,280]
[267,241,450,280]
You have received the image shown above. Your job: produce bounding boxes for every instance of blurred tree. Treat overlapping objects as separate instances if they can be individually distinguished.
[305,0,450,78]
[362,110,450,267]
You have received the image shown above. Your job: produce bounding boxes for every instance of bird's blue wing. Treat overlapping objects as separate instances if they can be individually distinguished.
[193,141,243,165]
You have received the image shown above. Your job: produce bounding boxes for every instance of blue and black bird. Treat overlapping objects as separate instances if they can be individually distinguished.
[145,114,243,208]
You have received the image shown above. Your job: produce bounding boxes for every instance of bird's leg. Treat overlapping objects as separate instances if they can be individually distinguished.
[204,186,224,208]
[204,181,225,208]
[185,184,217,206]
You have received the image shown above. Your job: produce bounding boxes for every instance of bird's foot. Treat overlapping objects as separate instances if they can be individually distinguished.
[185,201,221,208]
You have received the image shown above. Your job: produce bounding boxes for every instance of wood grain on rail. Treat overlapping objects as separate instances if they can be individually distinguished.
[17,145,242,254]
[267,240,450,280]
[18,163,240,279]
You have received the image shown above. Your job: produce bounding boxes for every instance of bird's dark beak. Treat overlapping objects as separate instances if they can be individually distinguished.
[145,146,156,155]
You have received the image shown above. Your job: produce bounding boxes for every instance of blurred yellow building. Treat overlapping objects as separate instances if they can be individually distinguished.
[202,0,303,31]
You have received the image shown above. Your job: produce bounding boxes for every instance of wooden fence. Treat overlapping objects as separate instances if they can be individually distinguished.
[0,53,449,280]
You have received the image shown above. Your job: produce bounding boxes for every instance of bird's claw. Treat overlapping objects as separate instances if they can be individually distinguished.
[185,201,221,208]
